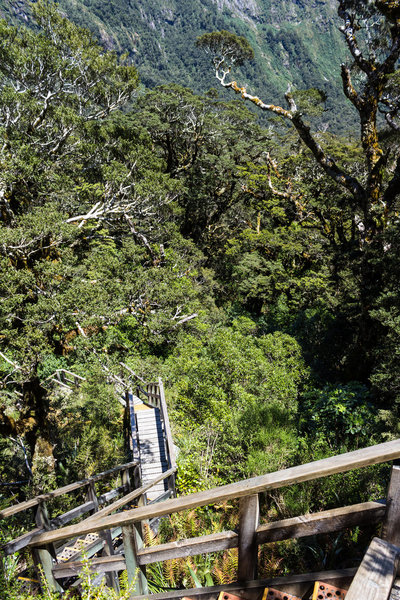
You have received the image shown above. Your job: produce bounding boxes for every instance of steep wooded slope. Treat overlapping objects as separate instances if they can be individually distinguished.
[0,0,352,130]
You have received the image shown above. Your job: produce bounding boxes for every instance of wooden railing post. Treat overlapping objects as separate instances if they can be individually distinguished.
[238,494,259,582]
[85,479,99,513]
[122,467,132,493]
[122,495,148,596]
[382,459,400,546]
[86,479,119,592]
[127,391,140,462]
[32,502,63,593]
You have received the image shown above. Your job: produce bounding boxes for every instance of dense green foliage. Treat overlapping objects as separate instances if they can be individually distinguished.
[0,0,357,131]
[1,1,400,597]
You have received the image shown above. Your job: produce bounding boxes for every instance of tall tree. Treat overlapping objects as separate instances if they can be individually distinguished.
[197,2,400,379]
[197,2,400,243]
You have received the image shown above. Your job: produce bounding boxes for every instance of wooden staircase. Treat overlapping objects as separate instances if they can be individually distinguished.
[133,397,169,501]
[6,416,400,598]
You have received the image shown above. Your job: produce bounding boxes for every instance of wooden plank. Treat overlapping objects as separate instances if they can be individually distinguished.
[141,457,168,465]
[81,468,176,523]
[346,537,400,600]
[53,555,126,579]
[122,522,148,596]
[132,568,357,600]
[141,467,168,475]
[0,460,138,518]
[159,377,176,469]
[383,461,400,546]
[128,392,140,462]
[98,485,127,505]
[32,546,63,593]
[256,500,386,545]
[10,499,379,559]
[3,527,44,556]
[51,501,95,528]
[137,531,238,565]
[29,439,400,546]
[238,495,259,581]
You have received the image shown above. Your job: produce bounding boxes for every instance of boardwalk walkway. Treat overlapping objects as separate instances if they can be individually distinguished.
[131,394,169,501]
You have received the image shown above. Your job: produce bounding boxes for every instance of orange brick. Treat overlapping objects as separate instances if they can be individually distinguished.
[312,581,348,600]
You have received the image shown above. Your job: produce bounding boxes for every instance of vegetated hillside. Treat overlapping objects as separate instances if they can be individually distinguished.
[2,2,400,595]
[0,0,354,131]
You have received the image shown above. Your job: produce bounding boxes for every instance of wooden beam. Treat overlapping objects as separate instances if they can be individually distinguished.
[382,461,400,546]
[32,545,63,593]
[29,439,400,547]
[0,460,138,518]
[53,555,126,579]
[137,531,238,565]
[50,501,95,528]
[256,500,386,545]
[159,378,176,470]
[238,495,259,581]
[6,499,382,560]
[123,522,148,596]
[135,501,385,566]
[132,568,357,600]
[83,468,176,523]
[3,527,44,556]
[98,485,127,505]
[346,537,400,600]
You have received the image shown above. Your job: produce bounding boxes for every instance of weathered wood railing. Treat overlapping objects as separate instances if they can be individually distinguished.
[19,439,400,598]
[48,368,86,389]
[0,460,140,591]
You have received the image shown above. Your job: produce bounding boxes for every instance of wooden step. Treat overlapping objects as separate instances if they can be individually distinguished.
[141,460,168,467]
[135,402,169,502]
[345,537,400,600]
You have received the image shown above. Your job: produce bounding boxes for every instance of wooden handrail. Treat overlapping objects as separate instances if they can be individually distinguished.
[29,438,400,547]
[158,377,176,469]
[0,460,139,519]
[136,383,161,410]
[134,500,386,566]
[127,391,140,462]
[83,467,176,523]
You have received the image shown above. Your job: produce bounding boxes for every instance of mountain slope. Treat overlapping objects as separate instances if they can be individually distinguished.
[0,0,354,130]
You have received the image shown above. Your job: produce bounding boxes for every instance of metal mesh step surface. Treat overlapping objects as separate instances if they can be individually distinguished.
[57,533,99,562]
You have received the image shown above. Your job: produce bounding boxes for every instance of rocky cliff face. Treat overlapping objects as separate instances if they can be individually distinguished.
[213,0,260,20]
